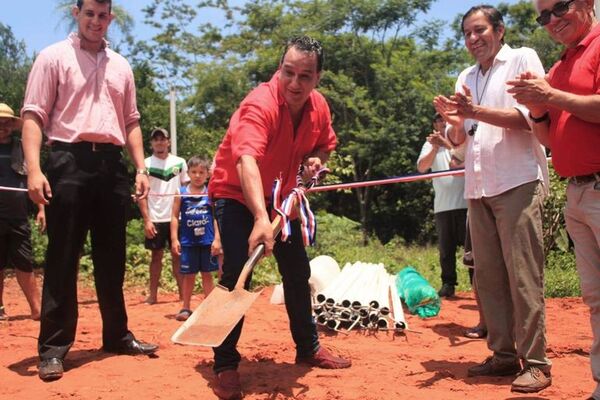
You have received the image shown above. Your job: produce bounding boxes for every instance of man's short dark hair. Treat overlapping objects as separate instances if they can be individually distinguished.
[461,5,505,44]
[280,36,324,72]
[77,0,112,12]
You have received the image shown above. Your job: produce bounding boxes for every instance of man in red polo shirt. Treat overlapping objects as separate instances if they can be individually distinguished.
[508,0,600,398]
[208,36,350,400]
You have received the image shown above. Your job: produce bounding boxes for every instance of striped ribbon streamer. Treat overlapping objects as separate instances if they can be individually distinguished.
[272,168,329,246]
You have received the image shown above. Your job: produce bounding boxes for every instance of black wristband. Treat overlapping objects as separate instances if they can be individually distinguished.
[529,111,549,123]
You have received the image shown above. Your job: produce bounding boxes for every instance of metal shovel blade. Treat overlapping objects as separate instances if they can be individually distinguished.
[171,284,263,347]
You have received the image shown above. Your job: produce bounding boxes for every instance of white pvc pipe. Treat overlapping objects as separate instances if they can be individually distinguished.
[389,274,407,329]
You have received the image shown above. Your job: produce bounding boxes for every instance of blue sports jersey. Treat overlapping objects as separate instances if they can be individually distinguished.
[179,185,214,246]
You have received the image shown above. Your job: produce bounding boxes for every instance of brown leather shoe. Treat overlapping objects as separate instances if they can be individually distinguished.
[511,366,552,393]
[467,356,520,377]
[295,347,351,369]
[212,369,242,400]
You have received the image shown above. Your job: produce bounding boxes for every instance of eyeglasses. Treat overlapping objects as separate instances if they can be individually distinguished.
[536,0,576,26]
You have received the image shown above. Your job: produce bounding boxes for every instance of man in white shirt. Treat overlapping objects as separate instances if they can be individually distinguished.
[434,5,550,394]
[417,114,467,298]
[138,128,188,304]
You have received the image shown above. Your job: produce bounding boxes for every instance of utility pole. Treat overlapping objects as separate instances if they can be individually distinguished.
[169,86,177,155]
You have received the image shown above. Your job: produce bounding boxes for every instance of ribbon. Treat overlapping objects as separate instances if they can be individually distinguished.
[271,167,329,246]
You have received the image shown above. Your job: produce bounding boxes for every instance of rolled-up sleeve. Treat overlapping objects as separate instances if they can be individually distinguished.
[231,104,271,163]
[123,68,140,129]
[21,51,58,127]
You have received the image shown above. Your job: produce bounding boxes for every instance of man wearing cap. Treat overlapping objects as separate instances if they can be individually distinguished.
[138,127,187,305]
[507,0,600,397]
[20,0,158,382]
[0,103,44,321]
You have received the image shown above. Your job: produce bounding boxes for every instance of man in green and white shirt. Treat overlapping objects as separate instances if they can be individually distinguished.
[138,128,188,304]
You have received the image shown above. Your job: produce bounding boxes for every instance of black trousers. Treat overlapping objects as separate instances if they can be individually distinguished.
[212,199,319,373]
[434,208,467,286]
[38,146,133,360]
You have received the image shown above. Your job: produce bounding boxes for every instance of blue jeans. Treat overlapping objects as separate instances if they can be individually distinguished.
[212,199,319,372]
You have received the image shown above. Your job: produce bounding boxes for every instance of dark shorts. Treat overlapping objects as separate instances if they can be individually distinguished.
[0,219,34,272]
[180,245,218,274]
[144,222,172,250]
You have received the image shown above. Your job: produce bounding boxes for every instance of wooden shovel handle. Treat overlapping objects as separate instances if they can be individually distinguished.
[234,214,284,290]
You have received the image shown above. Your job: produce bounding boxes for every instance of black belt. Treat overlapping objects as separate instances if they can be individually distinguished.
[51,141,123,153]
[569,172,600,185]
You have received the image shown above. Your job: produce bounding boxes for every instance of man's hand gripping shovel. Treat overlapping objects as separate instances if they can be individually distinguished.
[171,168,328,347]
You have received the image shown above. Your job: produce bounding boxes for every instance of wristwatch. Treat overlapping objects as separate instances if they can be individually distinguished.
[136,168,150,176]
[529,111,549,123]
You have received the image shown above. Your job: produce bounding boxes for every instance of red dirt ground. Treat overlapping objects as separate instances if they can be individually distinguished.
[0,276,594,400]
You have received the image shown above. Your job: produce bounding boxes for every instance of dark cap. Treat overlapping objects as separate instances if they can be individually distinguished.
[150,127,169,139]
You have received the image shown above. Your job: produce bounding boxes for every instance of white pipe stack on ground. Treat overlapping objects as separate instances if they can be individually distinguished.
[389,274,407,330]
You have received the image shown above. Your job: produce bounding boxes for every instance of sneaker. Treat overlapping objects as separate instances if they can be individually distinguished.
[438,283,455,298]
[295,347,351,369]
[511,366,552,393]
[212,369,242,400]
[467,356,521,377]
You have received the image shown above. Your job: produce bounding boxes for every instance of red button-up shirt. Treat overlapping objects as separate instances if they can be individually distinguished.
[548,24,600,177]
[209,71,337,205]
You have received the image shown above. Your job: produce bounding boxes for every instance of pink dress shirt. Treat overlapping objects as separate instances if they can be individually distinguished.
[21,33,140,146]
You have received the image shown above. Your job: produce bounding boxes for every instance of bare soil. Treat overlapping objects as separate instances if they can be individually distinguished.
[0,276,594,400]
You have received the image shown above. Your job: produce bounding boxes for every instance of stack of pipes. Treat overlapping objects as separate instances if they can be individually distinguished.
[313,262,407,333]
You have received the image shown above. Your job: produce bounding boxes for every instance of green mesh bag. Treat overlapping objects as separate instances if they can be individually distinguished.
[395,266,440,318]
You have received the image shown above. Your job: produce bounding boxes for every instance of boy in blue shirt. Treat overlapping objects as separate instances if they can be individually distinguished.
[170,156,221,321]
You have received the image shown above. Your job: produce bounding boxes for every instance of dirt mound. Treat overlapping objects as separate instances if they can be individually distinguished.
[0,277,594,399]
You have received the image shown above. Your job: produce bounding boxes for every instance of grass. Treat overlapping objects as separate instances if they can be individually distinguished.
[29,213,581,298]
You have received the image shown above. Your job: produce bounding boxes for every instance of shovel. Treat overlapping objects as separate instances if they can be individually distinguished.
[171,168,328,347]
[170,216,281,347]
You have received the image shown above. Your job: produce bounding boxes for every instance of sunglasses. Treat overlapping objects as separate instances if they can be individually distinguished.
[536,0,576,26]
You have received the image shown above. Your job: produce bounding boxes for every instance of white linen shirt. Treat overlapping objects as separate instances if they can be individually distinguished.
[456,44,549,199]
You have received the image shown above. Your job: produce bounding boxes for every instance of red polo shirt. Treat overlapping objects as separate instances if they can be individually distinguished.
[547,24,600,177]
[208,71,337,205]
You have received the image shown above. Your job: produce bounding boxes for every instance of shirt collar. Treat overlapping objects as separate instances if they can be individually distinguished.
[68,32,109,50]
[562,22,600,60]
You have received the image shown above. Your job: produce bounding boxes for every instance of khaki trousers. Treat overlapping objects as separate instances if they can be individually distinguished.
[565,181,600,398]
[469,180,550,368]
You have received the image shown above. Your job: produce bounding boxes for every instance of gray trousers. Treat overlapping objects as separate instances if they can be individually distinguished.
[565,181,600,398]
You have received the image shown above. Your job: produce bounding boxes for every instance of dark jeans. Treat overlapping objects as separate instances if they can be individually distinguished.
[38,146,134,361]
[434,208,467,286]
[212,199,319,372]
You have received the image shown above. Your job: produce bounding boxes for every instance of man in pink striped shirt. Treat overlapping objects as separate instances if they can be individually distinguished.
[21,0,158,382]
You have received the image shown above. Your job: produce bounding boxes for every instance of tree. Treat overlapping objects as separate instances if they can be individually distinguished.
[137,0,465,245]
[54,0,136,51]
[0,23,32,112]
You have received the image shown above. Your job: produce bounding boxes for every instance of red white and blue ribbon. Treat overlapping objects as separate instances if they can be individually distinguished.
[272,167,329,246]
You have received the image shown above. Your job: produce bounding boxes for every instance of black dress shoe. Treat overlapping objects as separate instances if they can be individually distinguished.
[39,358,64,381]
[104,338,158,356]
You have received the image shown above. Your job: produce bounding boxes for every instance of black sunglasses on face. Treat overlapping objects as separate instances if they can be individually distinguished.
[536,0,576,26]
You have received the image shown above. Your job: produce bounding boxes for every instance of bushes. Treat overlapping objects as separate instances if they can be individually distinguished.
[29,211,582,298]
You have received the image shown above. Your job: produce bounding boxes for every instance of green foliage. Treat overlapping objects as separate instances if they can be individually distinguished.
[0,23,32,111]
[543,166,568,254]
[544,249,579,298]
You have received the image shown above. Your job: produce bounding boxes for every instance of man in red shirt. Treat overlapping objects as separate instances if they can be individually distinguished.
[508,0,600,398]
[208,36,350,400]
